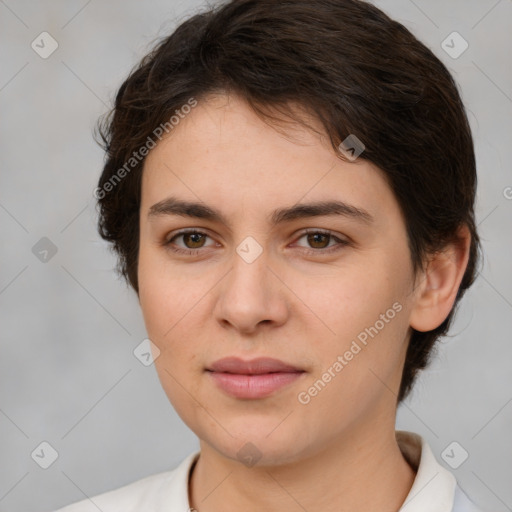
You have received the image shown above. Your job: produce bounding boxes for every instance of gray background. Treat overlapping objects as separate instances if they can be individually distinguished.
[1,1,511,511]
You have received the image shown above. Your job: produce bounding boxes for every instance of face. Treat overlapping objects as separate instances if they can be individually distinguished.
[138,92,417,466]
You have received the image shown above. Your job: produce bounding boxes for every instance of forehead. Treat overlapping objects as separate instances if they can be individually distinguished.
[140,93,402,228]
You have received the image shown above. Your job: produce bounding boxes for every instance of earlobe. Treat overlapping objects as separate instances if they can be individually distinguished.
[409,225,471,333]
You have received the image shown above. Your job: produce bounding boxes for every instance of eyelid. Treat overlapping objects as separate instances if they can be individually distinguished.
[164,228,217,248]
[291,229,349,252]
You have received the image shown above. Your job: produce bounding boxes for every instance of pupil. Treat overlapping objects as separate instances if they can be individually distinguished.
[309,233,328,248]
[186,233,203,247]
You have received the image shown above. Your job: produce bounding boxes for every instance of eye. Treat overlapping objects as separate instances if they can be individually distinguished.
[293,229,349,255]
[162,228,349,257]
[163,229,217,255]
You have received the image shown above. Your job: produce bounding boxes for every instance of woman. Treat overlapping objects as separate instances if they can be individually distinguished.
[56,0,484,510]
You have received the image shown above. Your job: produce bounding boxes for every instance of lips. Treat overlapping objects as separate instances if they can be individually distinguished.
[206,357,305,399]
[206,356,303,375]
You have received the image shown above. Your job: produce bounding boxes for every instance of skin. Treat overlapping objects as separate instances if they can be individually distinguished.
[137,92,471,512]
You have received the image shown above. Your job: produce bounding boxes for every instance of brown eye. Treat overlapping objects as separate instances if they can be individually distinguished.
[294,229,349,255]
[182,232,207,249]
[164,230,216,255]
[306,232,331,249]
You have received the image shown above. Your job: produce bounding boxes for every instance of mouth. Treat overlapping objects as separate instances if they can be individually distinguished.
[206,356,304,374]
[205,357,305,399]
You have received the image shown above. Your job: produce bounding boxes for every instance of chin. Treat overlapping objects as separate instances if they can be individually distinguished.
[198,420,312,468]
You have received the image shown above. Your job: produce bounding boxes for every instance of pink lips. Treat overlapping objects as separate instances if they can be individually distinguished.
[206,357,305,399]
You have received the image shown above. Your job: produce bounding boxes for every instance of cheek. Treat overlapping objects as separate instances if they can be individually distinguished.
[137,267,168,341]
[137,248,207,379]
[303,266,396,338]
[138,264,203,414]
[138,245,202,338]
[300,256,411,376]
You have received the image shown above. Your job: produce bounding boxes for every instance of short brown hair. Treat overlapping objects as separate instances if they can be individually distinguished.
[95,0,481,403]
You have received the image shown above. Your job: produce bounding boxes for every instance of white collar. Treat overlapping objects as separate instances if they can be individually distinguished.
[396,430,456,511]
[154,430,466,511]
[77,430,482,511]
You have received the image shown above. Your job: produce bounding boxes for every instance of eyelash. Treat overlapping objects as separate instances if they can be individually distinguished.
[163,228,349,256]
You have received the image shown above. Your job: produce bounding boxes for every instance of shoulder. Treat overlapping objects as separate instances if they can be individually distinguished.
[52,451,200,512]
[53,471,174,512]
[395,431,489,512]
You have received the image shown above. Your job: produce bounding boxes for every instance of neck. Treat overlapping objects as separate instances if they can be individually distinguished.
[188,421,416,512]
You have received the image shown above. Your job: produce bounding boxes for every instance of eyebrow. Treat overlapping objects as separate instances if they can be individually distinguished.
[147,196,374,226]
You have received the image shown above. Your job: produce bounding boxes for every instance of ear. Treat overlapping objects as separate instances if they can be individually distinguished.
[409,225,471,332]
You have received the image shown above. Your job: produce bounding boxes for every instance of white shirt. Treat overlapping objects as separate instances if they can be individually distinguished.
[54,430,485,512]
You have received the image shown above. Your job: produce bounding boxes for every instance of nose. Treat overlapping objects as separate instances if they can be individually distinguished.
[214,241,289,335]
